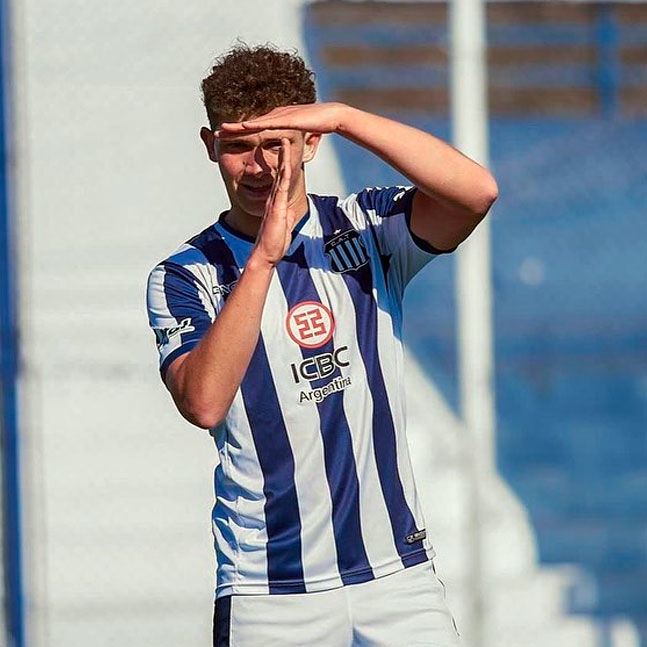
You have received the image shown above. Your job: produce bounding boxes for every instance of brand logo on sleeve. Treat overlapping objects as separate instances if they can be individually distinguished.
[213,280,238,297]
[404,529,427,544]
[324,229,368,273]
[286,301,334,349]
[153,317,195,349]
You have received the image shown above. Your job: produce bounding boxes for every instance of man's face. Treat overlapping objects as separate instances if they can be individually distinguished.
[213,129,310,218]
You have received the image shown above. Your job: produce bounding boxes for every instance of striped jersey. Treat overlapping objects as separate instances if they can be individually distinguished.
[146,186,448,598]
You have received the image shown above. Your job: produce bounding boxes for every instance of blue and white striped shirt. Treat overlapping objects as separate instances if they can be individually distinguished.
[147,187,446,597]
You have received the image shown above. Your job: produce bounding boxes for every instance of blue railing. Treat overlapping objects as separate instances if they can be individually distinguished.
[0,0,25,644]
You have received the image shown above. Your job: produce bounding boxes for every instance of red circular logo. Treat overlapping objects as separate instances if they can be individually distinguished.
[286,301,335,349]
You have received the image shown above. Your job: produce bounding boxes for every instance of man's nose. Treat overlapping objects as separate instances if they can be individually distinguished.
[245,148,271,175]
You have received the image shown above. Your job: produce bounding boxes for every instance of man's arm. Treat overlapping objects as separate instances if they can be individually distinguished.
[220,103,498,252]
[165,256,273,429]
[337,107,498,251]
[164,140,296,429]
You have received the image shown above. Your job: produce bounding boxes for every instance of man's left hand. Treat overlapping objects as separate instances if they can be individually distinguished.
[218,103,345,136]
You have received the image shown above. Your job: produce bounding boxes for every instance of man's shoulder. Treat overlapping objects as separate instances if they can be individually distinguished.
[309,188,402,227]
[308,190,367,216]
[185,221,225,256]
[153,218,232,272]
[310,186,412,212]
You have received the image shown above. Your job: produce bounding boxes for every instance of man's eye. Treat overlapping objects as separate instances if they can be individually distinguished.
[223,143,247,153]
[265,141,282,151]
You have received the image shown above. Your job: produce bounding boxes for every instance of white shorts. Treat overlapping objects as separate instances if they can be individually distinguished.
[213,561,460,647]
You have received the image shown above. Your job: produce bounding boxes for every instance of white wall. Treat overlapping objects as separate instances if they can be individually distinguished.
[11,1,342,645]
[10,1,609,646]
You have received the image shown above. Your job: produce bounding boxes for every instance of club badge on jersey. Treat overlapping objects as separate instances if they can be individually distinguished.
[324,229,369,273]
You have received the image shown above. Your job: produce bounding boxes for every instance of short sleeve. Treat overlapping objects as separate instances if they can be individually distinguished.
[146,261,215,382]
[354,186,453,295]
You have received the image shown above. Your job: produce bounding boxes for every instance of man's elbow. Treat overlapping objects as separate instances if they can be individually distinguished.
[175,395,226,430]
[166,357,227,429]
[182,407,224,430]
[453,174,498,246]
[474,173,499,218]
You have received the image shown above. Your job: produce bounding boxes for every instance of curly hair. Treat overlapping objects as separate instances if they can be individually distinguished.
[201,43,317,129]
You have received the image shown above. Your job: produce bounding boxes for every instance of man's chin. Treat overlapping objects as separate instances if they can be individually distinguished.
[237,196,269,218]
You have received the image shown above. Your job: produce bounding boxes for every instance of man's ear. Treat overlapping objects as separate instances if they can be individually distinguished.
[302,132,322,164]
[200,126,218,163]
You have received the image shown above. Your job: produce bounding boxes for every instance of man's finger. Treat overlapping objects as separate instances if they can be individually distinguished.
[278,138,291,191]
[220,118,296,133]
[261,138,291,226]
[270,141,290,215]
[274,142,286,194]
[213,124,251,136]
[218,121,269,132]
[219,106,306,133]
[267,165,283,208]
[213,128,248,138]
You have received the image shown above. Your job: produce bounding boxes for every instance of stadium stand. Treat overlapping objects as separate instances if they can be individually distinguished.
[306,1,647,644]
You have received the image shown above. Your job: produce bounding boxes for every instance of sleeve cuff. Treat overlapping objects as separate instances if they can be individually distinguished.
[404,202,458,255]
[160,340,200,383]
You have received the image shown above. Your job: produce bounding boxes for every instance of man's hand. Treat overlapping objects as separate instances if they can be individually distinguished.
[219,103,345,136]
[165,142,295,428]
[223,102,497,252]
[249,138,297,268]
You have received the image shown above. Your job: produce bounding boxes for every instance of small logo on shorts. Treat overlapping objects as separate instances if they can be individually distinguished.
[405,529,426,544]
[286,301,335,349]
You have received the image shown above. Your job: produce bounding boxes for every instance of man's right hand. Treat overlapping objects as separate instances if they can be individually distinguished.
[250,138,296,268]
[165,142,294,428]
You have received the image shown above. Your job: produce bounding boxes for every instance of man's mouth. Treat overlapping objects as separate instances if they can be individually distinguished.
[241,182,273,196]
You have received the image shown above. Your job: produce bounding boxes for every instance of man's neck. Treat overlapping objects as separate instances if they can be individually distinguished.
[223,207,264,240]
[224,191,309,240]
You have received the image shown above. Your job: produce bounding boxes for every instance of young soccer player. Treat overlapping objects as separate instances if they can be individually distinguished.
[147,44,497,646]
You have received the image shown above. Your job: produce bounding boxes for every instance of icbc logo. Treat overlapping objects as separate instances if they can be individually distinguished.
[286,301,334,349]
[291,346,349,383]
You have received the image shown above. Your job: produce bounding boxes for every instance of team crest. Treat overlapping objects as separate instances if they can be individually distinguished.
[324,229,368,273]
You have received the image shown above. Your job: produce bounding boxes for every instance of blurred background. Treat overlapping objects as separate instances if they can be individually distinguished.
[0,0,646,646]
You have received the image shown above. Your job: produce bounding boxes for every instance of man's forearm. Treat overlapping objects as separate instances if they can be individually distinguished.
[336,105,497,217]
[168,138,296,429]
[168,254,274,429]
[218,103,497,251]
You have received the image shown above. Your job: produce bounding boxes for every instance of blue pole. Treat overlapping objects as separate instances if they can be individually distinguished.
[596,3,619,118]
[0,0,25,644]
